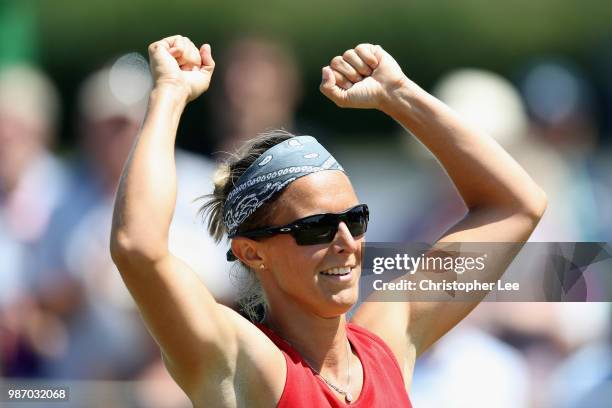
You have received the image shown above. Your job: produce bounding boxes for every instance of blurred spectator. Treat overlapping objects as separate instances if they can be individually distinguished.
[210,36,302,154]
[0,64,65,269]
[26,55,235,380]
[517,59,603,241]
[547,305,612,408]
[591,154,612,241]
[0,64,66,376]
[519,59,598,153]
[411,324,530,408]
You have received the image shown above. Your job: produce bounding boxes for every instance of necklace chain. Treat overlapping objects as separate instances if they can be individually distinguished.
[268,324,356,403]
[301,336,353,403]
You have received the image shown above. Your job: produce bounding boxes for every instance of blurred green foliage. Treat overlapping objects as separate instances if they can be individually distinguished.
[38,0,612,79]
[4,0,612,146]
[0,0,37,66]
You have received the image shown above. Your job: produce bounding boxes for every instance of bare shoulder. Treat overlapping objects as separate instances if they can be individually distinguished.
[351,302,417,388]
[179,305,287,407]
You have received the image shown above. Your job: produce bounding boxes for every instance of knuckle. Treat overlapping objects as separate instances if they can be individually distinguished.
[331,56,343,66]
[164,35,181,44]
[342,50,353,59]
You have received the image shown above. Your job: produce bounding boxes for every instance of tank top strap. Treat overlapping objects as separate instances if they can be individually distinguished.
[345,322,406,383]
[253,322,305,364]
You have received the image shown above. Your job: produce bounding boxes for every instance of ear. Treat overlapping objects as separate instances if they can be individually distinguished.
[231,237,266,269]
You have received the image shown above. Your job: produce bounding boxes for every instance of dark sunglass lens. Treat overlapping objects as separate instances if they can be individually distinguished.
[346,206,368,236]
[295,226,335,245]
[294,214,336,245]
[347,220,366,236]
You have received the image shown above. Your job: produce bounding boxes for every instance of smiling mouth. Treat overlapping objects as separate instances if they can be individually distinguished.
[319,266,353,276]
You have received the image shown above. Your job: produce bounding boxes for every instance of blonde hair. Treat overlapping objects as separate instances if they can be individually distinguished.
[199,129,296,321]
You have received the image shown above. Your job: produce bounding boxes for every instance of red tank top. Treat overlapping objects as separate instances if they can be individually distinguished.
[255,322,413,407]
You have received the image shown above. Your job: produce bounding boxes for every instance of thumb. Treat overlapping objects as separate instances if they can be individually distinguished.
[319,66,347,106]
[199,43,215,71]
[321,66,335,88]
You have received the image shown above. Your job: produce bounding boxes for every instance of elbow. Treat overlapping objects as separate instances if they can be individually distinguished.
[525,186,548,222]
[490,186,548,230]
[110,229,167,270]
[513,186,547,231]
[109,230,137,269]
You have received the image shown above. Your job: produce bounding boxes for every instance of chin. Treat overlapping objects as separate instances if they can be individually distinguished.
[320,289,359,317]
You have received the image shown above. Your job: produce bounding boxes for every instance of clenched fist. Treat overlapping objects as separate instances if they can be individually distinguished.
[320,44,408,110]
[148,35,215,102]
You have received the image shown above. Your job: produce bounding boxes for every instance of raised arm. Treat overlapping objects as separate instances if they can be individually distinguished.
[110,36,284,403]
[377,57,547,356]
[111,35,213,264]
[320,44,546,363]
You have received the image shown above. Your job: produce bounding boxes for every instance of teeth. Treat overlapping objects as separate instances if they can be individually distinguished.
[321,266,351,275]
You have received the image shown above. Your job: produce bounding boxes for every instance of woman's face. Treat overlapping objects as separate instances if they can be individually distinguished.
[255,170,364,318]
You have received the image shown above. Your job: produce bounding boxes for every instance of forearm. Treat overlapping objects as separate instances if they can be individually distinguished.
[111,86,188,262]
[382,80,546,216]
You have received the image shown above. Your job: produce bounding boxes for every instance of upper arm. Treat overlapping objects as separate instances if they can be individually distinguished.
[114,254,235,383]
[113,252,285,402]
[407,206,545,356]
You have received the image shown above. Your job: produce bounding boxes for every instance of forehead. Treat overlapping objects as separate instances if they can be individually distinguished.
[271,170,359,223]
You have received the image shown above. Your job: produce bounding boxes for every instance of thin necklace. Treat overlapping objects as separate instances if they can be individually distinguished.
[301,337,353,403]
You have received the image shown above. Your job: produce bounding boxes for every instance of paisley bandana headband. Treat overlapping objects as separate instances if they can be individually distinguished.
[223,135,345,238]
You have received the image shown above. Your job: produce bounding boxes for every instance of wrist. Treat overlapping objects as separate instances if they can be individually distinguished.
[379,76,424,117]
[150,82,190,107]
[146,84,190,125]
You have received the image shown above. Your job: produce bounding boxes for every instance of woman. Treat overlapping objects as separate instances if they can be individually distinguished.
[110,35,547,407]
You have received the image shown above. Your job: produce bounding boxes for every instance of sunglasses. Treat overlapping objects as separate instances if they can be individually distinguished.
[226,204,369,261]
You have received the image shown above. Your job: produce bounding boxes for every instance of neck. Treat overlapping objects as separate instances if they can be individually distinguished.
[262,302,350,380]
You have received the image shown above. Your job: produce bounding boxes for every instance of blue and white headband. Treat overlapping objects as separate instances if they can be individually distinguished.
[223,135,344,238]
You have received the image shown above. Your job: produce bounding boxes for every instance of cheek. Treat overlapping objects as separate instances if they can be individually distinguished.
[267,237,325,281]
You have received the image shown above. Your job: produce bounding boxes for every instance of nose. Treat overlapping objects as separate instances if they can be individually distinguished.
[331,221,360,255]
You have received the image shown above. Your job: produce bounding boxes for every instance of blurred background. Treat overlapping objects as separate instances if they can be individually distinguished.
[1,0,612,406]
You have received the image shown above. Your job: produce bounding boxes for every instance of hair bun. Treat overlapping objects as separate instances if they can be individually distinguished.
[212,163,231,192]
